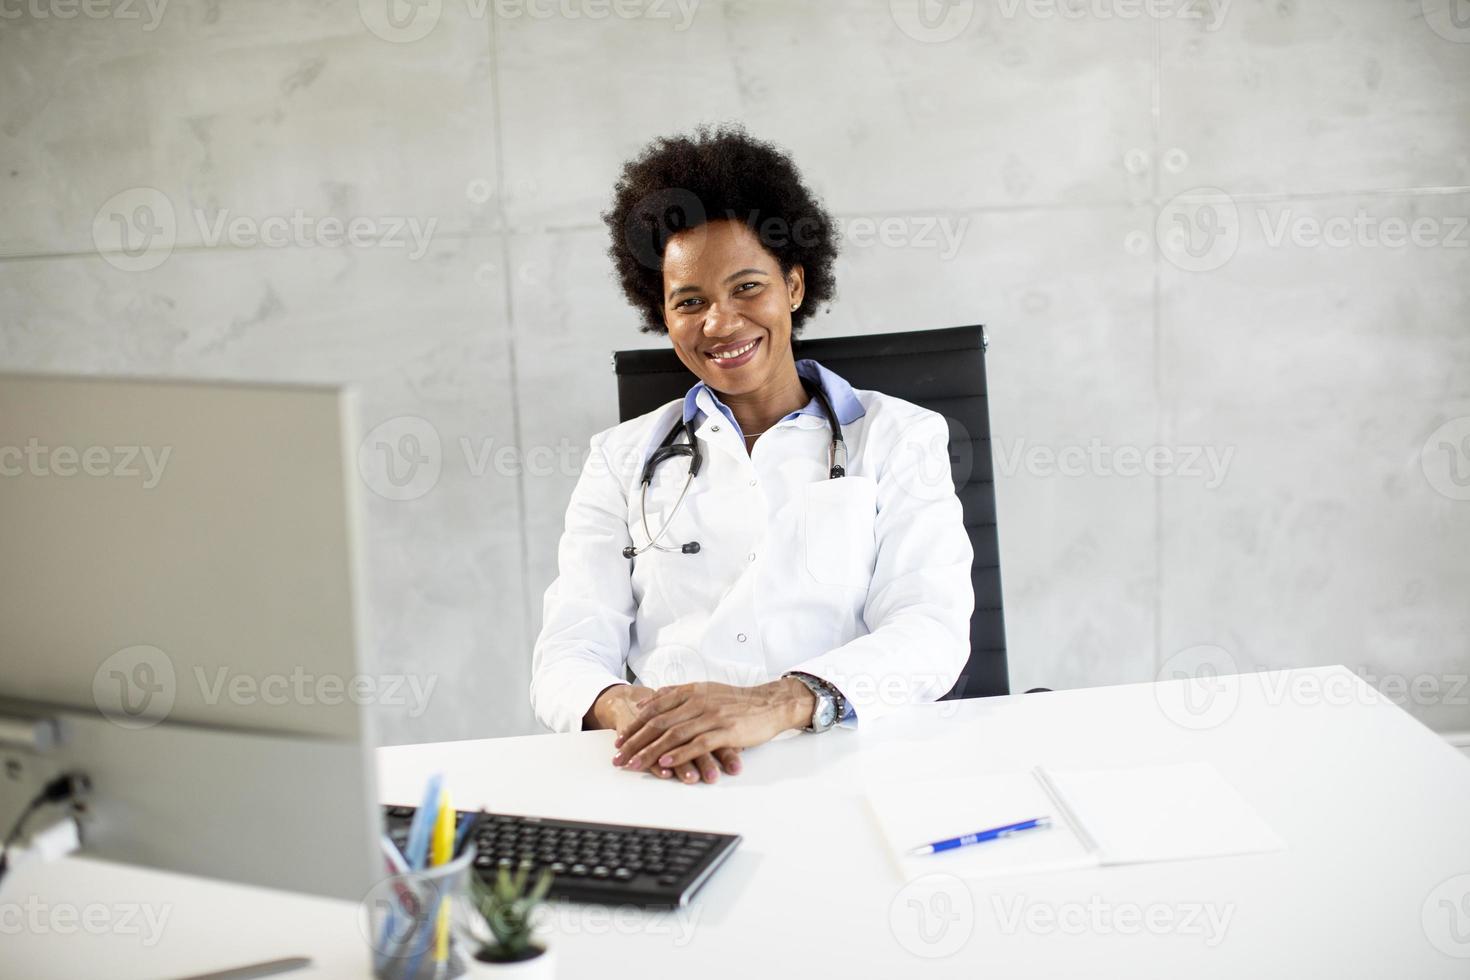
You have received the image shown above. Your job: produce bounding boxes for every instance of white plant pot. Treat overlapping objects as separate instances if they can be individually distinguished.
[463,945,555,980]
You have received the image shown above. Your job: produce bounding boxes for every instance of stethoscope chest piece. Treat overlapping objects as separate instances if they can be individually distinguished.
[622,375,846,560]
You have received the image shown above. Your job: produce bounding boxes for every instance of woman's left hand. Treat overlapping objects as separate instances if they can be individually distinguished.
[612,679,815,781]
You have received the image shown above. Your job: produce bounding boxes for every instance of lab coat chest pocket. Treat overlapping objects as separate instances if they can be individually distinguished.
[803,476,878,588]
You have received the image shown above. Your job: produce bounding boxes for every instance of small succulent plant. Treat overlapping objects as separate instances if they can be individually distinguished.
[468,865,554,963]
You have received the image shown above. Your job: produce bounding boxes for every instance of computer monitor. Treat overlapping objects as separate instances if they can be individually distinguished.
[0,373,381,901]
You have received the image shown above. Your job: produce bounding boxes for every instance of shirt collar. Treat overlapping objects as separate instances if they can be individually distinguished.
[681,358,866,435]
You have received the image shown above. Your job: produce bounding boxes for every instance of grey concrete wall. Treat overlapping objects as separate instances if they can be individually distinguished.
[2,0,1467,744]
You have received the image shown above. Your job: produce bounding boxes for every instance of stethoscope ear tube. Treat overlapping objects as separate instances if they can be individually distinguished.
[625,376,846,559]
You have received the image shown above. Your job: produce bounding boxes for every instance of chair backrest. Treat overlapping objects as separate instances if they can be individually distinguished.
[611,324,1008,700]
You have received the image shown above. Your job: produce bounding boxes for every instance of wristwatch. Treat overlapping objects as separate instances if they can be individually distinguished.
[783,671,846,733]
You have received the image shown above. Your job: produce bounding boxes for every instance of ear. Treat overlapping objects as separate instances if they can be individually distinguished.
[785,264,806,311]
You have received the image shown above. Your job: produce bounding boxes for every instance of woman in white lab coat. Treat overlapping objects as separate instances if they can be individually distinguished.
[529,125,974,785]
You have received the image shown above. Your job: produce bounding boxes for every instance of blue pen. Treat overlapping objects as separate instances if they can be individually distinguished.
[908,816,1052,855]
[403,782,448,980]
[405,772,443,871]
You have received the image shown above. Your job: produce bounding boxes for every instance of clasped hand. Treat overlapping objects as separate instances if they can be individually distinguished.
[601,680,812,785]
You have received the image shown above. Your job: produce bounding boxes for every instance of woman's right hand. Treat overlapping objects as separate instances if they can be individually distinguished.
[587,684,742,784]
[587,683,655,732]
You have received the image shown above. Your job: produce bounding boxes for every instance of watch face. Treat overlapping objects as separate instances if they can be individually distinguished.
[813,694,837,729]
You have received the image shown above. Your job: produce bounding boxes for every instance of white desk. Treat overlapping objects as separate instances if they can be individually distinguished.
[8,666,1470,978]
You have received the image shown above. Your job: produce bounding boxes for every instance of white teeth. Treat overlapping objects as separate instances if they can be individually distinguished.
[710,339,757,360]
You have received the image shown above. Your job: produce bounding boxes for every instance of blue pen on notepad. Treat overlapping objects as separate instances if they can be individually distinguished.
[908,816,1052,856]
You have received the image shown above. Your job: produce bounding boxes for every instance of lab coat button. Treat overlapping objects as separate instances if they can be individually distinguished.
[737,633,747,643]
[711,425,721,432]
[747,552,756,562]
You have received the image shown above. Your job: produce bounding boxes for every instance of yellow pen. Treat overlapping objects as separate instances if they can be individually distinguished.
[431,789,455,967]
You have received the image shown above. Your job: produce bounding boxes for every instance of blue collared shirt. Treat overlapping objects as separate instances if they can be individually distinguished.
[680,357,866,723]
[681,358,866,436]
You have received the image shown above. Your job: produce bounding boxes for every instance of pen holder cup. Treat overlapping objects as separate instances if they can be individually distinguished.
[368,846,477,980]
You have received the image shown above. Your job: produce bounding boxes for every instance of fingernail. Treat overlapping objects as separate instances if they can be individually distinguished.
[683,771,695,782]
[612,754,624,765]
[704,770,717,783]
[659,754,673,767]
[729,760,741,773]
[658,769,670,778]
[629,758,643,771]
[613,735,624,748]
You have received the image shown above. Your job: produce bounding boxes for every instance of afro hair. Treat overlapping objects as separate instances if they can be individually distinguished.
[602,123,839,335]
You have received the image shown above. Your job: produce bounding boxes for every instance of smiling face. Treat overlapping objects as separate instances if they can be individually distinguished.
[661,218,804,398]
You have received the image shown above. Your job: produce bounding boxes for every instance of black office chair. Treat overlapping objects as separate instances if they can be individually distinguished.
[611,324,1009,700]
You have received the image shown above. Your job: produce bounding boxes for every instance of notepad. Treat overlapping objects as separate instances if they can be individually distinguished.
[865,762,1285,881]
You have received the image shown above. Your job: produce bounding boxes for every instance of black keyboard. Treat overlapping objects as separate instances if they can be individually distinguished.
[382,805,740,908]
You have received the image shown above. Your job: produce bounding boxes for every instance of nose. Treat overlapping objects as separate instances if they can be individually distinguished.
[702,301,742,338]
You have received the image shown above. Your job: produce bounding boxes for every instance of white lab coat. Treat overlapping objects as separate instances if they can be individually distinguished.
[529,382,974,733]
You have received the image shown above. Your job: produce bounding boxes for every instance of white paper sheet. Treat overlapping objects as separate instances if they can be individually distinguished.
[864,772,1098,881]
[865,763,1285,881]
[1044,762,1287,865]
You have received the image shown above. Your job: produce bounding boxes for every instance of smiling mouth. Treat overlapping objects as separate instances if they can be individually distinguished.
[706,337,760,361]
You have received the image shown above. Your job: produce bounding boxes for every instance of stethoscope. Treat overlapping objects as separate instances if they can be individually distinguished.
[622,375,847,559]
